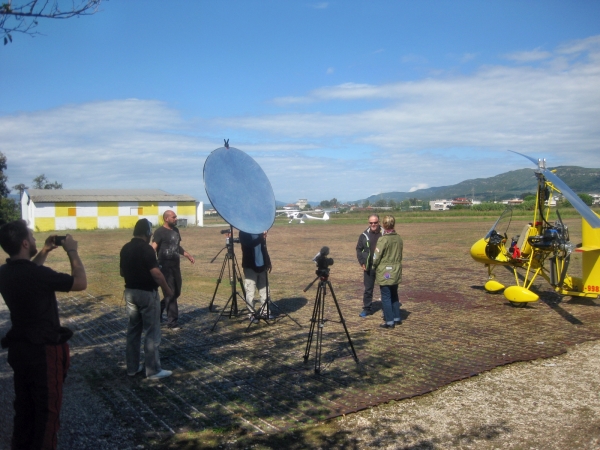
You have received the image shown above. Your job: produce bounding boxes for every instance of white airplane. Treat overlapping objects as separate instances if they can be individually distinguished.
[276,210,330,223]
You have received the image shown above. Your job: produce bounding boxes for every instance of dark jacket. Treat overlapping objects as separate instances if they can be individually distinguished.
[239,232,271,273]
[356,227,382,271]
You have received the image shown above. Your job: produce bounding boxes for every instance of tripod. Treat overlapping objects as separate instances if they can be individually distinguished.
[303,271,359,373]
[209,225,247,331]
[245,271,302,331]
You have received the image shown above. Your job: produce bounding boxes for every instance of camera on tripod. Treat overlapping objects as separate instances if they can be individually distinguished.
[312,246,334,277]
[220,228,240,245]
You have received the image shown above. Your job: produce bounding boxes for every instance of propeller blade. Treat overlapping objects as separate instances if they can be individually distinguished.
[510,150,600,229]
[509,150,540,167]
[542,170,600,228]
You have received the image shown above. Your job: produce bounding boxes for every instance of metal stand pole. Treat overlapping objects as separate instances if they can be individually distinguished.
[210,225,247,331]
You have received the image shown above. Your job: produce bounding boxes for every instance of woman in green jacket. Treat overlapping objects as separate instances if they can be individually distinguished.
[372,215,403,329]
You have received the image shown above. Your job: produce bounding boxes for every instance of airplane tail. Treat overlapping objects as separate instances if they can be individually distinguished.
[323,212,330,221]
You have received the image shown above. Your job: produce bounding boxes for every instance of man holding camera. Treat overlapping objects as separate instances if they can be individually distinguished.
[121,218,174,380]
[239,230,271,321]
[356,214,382,317]
[151,210,195,330]
[0,220,87,450]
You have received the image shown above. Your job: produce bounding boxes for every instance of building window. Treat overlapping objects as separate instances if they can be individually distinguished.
[68,208,76,217]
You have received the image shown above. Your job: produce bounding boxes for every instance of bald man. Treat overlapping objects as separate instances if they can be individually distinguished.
[151,210,195,330]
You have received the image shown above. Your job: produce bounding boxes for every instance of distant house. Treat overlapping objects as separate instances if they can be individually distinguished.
[591,194,600,205]
[430,199,453,211]
[451,197,472,207]
[22,189,203,232]
[501,198,524,205]
[296,199,308,209]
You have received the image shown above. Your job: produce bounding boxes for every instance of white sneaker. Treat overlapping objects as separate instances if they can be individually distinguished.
[147,369,172,380]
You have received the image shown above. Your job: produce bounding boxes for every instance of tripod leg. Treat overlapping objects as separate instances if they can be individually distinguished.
[303,282,322,363]
[314,282,325,374]
[327,281,360,364]
[209,254,229,312]
[233,255,247,298]
[211,294,234,332]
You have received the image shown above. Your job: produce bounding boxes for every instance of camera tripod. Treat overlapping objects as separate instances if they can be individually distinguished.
[209,225,247,331]
[245,271,302,331]
[303,271,359,373]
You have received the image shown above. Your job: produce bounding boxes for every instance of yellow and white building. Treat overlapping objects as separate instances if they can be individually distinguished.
[21,189,203,232]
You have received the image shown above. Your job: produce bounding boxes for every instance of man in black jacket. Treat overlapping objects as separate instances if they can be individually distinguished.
[239,230,272,321]
[356,214,381,317]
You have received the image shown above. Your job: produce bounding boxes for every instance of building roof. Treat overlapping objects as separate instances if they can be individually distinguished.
[26,189,196,203]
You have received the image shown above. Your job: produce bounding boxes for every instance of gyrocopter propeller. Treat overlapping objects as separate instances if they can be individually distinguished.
[470,151,600,306]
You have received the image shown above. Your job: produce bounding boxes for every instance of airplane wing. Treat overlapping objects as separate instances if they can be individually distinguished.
[511,150,600,229]
[304,212,330,221]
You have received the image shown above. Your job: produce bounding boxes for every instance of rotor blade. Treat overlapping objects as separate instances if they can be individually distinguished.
[509,150,540,167]
[509,150,600,229]
[543,169,600,229]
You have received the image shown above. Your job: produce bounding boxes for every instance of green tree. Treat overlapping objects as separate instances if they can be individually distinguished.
[33,174,62,189]
[12,183,28,199]
[374,199,387,207]
[561,193,593,208]
[319,200,331,208]
[362,199,370,208]
[0,152,20,225]
[388,199,397,209]
[578,193,594,207]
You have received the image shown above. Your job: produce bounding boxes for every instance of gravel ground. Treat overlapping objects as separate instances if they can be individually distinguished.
[336,339,600,449]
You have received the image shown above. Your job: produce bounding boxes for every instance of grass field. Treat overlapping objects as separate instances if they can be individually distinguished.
[13,212,600,449]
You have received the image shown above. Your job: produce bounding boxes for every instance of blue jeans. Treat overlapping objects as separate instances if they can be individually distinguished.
[380,284,401,325]
[125,289,162,376]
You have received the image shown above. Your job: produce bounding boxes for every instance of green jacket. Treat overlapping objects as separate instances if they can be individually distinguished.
[372,231,403,285]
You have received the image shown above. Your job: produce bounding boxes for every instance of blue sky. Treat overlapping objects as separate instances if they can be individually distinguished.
[1,1,600,204]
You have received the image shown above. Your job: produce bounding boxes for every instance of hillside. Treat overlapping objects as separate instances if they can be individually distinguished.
[358,166,600,204]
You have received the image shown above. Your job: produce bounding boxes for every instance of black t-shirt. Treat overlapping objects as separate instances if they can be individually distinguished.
[152,226,181,266]
[120,238,159,291]
[0,258,74,345]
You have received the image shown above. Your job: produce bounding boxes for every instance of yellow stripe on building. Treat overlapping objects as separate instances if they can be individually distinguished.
[35,218,56,232]
[98,202,119,216]
[76,217,98,230]
[55,203,77,217]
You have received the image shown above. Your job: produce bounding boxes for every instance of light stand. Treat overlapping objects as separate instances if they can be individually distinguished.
[209,225,247,331]
[245,271,302,331]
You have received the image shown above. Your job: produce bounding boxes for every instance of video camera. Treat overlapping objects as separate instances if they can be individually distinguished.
[312,246,334,277]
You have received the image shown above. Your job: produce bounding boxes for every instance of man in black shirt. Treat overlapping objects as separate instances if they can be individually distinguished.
[120,218,173,380]
[151,210,194,330]
[0,219,86,450]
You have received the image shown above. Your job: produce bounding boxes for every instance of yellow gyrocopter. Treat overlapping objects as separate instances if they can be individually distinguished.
[470,151,600,306]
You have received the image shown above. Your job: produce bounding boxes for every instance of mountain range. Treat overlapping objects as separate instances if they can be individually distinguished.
[355,166,600,205]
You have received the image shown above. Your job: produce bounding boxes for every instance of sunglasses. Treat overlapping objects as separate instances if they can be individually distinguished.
[369,221,379,225]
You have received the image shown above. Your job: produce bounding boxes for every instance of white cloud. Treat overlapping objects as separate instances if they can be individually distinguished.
[2,35,600,204]
[503,48,552,62]
[409,184,429,192]
[326,67,335,75]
